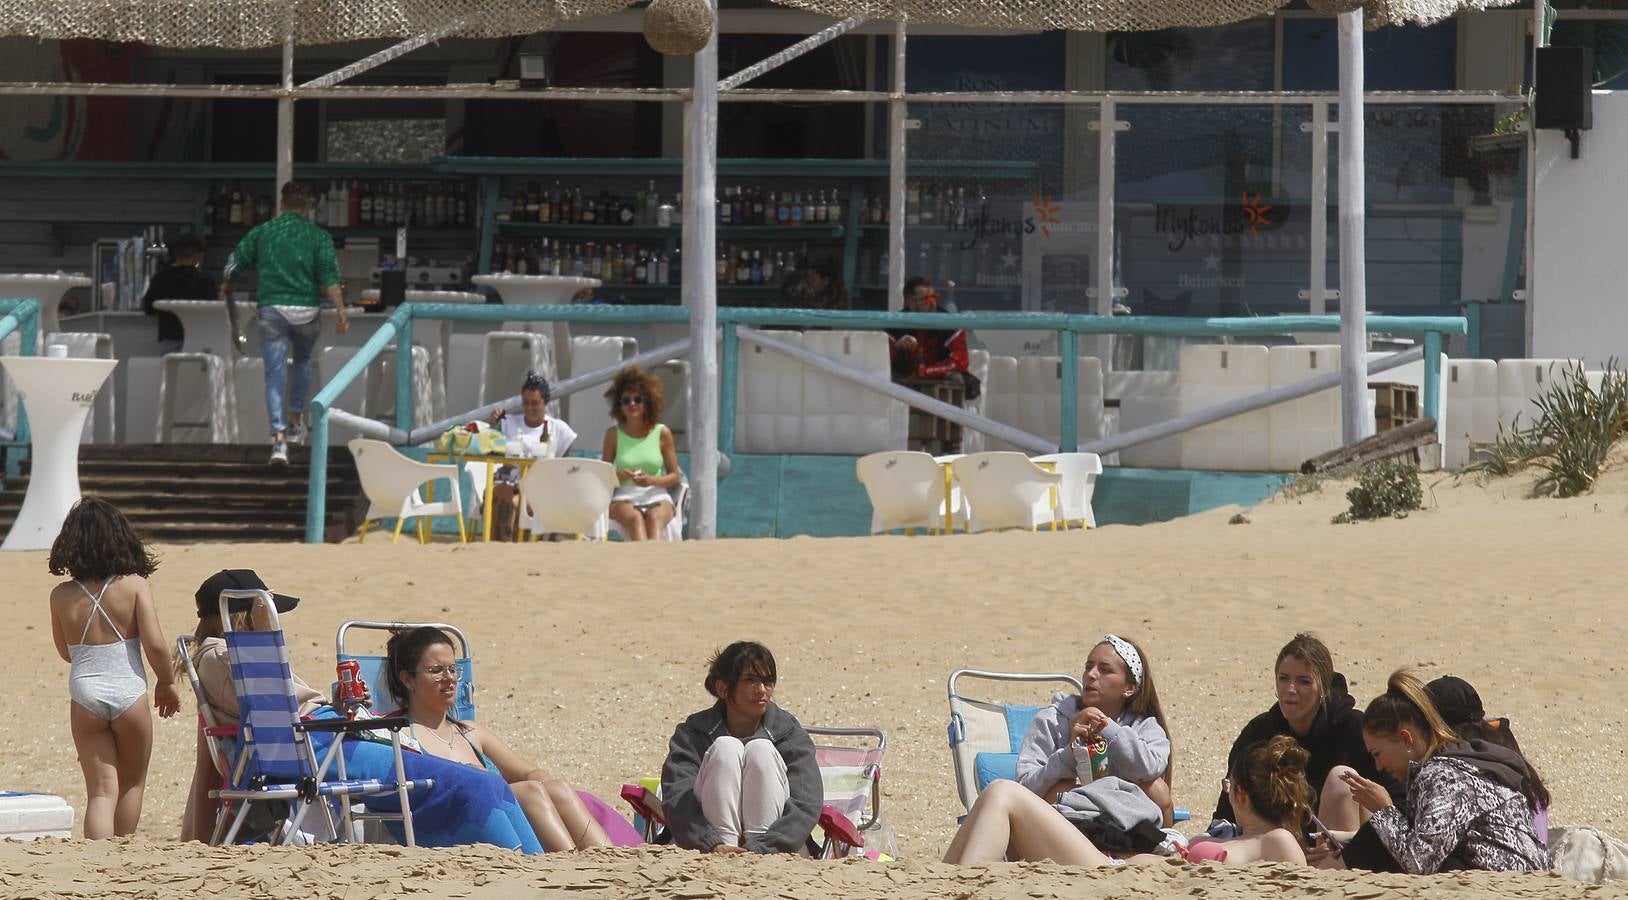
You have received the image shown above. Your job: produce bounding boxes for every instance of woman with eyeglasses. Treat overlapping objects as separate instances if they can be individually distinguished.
[385,626,611,851]
[600,365,683,541]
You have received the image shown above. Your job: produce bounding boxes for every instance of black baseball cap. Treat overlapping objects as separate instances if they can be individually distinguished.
[195,569,300,618]
[1425,675,1486,726]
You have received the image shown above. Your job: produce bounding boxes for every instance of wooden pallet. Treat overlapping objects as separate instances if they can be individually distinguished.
[1373,382,1420,433]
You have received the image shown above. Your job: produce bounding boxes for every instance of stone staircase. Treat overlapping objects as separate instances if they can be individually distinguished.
[0,445,365,543]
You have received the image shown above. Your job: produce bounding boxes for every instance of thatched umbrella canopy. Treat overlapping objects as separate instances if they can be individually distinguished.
[0,0,1524,47]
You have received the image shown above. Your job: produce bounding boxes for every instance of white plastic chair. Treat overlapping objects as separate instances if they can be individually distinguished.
[605,477,688,542]
[1031,452,1103,529]
[949,452,1062,533]
[855,451,964,535]
[514,458,618,540]
[347,438,467,544]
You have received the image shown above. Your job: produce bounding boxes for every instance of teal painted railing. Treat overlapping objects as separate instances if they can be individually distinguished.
[303,304,1467,543]
[0,298,41,451]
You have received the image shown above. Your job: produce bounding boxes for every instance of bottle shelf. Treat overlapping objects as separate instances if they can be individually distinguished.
[206,225,473,239]
[496,222,846,239]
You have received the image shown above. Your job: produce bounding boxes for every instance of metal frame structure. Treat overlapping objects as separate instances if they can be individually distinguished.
[298,301,1464,543]
[0,6,1533,537]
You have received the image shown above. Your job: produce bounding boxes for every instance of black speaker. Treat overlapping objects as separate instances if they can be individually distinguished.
[1536,45,1594,132]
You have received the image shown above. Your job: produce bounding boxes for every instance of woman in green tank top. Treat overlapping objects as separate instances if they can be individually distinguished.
[599,366,683,541]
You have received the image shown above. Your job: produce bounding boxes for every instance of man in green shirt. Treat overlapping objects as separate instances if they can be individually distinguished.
[221,181,351,465]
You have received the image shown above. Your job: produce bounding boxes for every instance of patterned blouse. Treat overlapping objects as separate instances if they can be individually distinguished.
[1368,755,1551,873]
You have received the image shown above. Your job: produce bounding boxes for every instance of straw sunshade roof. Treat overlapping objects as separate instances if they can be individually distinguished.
[0,0,1523,49]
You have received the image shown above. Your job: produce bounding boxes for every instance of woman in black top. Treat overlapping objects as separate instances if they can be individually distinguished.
[1211,633,1385,835]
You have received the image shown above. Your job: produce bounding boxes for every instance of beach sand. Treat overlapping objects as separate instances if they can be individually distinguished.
[2,464,1625,897]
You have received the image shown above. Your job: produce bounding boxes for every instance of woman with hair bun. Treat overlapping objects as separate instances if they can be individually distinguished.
[660,641,822,854]
[1211,633,1384,836]
[1339,669,1549,873]
[1184,735,1317,864]
[485,371,577,541]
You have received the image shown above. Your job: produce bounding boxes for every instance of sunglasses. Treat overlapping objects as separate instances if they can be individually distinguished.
[619,395,646,407]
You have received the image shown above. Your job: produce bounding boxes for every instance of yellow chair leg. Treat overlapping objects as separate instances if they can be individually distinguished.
[455,510,468,543]
[391,517,408,544]
[357,519,371,544]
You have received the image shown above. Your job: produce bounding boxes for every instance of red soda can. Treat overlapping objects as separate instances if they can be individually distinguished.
[337,660,362,710]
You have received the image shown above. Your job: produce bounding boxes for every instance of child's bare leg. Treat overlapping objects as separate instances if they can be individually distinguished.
[71,703,119,839]
[109,698,154,837]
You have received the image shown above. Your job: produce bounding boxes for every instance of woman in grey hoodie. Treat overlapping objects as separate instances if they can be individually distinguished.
[660,641,823,854]
[1014,634,1175,825]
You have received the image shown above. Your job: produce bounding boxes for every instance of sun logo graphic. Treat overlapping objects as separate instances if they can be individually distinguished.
[1240,192,1275,235]
[1031,193,1062,238]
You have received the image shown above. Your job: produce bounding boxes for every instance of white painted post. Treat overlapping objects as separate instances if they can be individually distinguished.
[276,7,294,200]
[685,0,721,539]
[1093,99,1118,365]
[1337,10,1370,445]
[1307,100,1330,315]
[887,19,906,312]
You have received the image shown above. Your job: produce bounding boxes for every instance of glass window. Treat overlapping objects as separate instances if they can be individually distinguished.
[1105,21,1275,91]
[1282,18,1459,91]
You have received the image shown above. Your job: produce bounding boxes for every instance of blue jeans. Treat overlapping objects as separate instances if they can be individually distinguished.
[256,307,322,438]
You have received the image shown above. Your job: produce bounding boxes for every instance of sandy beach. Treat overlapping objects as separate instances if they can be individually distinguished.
[2,464,1625,898]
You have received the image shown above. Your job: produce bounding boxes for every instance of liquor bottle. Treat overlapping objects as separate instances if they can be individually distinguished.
[750,249,763,285]
[582,193,597,225]
[658,251,671,286]
[776,193,791,226]
[736,248,751,284]
[716,247,728,283]
[524,185,540,223]
[619,198,636,226]
[905,182,921,226]
[761,248,775,284]
[623,244,636,284]
[858,194,871,226]
[645,181,659,226]
[360,184,375,226]
[347,181,361,227]
[813,190,827,224]
[228,184,244,226]
[921,184,938,225]
[315,188,329,225]
[752,188,766,227]
[827,190,842,225]
[790,193,804,225]
[719,190,732,226]
[669,248,681,285]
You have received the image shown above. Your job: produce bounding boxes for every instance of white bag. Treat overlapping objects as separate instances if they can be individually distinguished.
[1551,825,1628,883]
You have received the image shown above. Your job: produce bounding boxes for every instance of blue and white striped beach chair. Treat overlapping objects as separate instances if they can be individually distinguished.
[210,589,432,847]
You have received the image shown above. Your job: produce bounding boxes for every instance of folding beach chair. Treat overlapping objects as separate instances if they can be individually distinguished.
[336,620,476,722]
[947,668,1190,823]
[211,590,430,847]
[336,619,645,847]
[620,724,890,858]
[947,669,1082,816]
[177,635,235,792]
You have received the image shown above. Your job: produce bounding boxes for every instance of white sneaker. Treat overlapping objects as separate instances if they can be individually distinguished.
[289,421,307,446]
[269,439,289,465]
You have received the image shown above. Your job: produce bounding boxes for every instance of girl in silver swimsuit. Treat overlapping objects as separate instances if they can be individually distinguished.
[48,498,182,839]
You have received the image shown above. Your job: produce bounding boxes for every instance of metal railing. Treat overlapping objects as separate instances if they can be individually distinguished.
[302,303,1466,543]
[0,298,41,447]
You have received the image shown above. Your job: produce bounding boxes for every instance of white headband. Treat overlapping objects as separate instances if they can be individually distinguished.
[1101,634,1143,684]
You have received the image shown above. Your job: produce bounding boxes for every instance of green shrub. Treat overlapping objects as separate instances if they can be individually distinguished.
[1465,361,1628,498]
[1334,460,1423,523]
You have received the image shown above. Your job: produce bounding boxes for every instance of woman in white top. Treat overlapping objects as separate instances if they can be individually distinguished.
[485,372,576,541]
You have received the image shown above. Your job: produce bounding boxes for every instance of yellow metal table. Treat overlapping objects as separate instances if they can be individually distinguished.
[426,452,537,542]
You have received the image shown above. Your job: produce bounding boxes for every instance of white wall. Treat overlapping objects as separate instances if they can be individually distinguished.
[1534,91,1628,365]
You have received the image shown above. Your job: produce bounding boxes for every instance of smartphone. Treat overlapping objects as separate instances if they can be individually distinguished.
[1308,813,1345,853]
